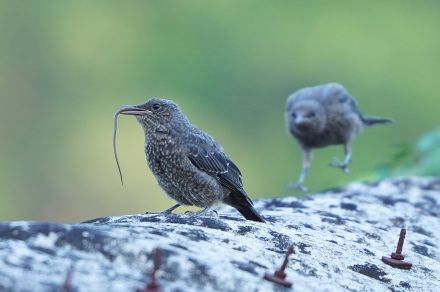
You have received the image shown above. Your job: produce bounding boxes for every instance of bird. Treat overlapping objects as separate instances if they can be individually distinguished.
[284,83,393,191]
[113,98,265,222]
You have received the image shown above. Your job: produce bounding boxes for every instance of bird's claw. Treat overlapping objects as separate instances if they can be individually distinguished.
[159,203,181,215]
[329,157,349,173]
[287,181,309,192]
[185,209,218,218]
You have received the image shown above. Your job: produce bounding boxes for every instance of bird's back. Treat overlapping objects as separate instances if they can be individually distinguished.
[289,83,358,110]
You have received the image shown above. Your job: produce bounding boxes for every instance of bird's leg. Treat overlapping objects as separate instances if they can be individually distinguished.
[160,203,181,214]
[288,149,310,192]
[330,144,352,173]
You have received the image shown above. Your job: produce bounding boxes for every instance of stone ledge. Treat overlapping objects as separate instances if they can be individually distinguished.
[0,177,439,291]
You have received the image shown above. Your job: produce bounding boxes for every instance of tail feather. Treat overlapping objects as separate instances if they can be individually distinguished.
[362,115,393,126]
[223,191,265,222]
[235,205,266,222]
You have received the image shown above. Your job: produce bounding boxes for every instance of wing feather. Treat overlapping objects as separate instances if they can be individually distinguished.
[185,132,262,221]
[186,136,245,193]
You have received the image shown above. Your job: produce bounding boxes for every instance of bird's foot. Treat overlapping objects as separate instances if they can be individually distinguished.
[287,181,308,192]
[158,203,181,215]
[185,208,218,218]
[329,157,350,173]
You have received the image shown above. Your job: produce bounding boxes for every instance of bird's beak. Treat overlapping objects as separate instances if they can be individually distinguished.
[115,105,152,116]
[295,116,305,125]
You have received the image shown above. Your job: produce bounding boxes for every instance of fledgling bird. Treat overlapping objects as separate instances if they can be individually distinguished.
[113,98,265,222]
[285,83,392,191]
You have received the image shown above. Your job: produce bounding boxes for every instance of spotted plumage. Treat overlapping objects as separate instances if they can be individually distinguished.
[115,98,264,222]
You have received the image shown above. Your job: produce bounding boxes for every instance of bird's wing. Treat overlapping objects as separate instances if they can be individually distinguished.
[321,83,359,108]
[185,130,262,221]
[335,87,362,117]
[185,131,245,193]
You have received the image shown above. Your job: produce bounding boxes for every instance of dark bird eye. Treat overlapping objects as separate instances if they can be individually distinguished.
[291,112,297,119]
[307,112,316,118]
[152,103,161,111]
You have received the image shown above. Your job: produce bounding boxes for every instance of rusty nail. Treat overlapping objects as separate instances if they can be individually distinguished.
[61,265,74,292]
[264,245,294,288]
[382,228,412,270]
[137,248,161,292]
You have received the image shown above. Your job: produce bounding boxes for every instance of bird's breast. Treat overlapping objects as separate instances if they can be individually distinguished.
[145,142,178,168]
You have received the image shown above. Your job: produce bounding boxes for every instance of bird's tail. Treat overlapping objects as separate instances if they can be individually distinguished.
[223,191,265,223]
[361,115,393,126]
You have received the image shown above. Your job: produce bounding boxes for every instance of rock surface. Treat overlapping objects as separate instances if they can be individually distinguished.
[1,177,440,292]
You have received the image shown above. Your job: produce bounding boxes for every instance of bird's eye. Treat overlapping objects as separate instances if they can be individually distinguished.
[291,112,297,119]
[152,103,161,111]
[307,112,316,118]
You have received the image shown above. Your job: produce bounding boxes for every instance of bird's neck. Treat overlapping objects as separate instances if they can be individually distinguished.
[144,125,186,147]
[143,117,191,143]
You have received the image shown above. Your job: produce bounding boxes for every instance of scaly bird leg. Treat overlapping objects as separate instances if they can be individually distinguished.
[288,149,311,192]
[330,143,352,173]
[160,203,181,214]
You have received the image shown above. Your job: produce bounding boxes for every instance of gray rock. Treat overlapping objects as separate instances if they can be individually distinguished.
[1,177,439,291]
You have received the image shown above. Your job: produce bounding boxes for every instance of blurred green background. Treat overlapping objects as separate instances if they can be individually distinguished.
[1,1,439,222]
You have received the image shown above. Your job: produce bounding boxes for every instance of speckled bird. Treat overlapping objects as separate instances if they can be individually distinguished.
[285,83,392,191]
[114,98,265,222]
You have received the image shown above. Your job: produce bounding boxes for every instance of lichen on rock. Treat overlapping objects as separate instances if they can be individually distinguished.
[0,177,439,291]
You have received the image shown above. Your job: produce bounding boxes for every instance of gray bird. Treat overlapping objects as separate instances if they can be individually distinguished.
[113,98,265,222]
[285,83,392,191]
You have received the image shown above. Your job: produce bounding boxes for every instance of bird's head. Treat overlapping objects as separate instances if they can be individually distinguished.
[285,99,326,135]
[113,98,188,185]
[115,98,188,134]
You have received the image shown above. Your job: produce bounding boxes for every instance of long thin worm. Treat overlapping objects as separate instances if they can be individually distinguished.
[113,108,125,186]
